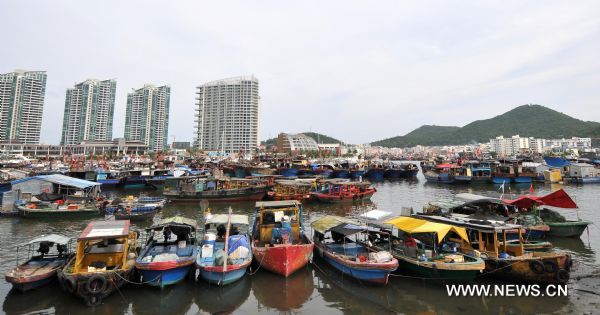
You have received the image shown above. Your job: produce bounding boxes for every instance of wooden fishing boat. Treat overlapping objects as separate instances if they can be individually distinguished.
[539,208,591,238]
[364,164,385,181]
[362,211,484,281]
[5,234,72,292]
[196,211,253,286]
[163,176,267,202]
[266,180,313,202]
[416,214,572,284]
[424,164,457,184]
[251,201,314,277]
[311,181,376,203]
[505,239,553,252]
[114,209,157,221]
[16,202,101,218]
[57,220,138,306]
[135,216,199,288]
[311,216,398,285]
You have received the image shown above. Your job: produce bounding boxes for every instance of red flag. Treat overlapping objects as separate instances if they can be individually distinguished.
[529,183,534,194]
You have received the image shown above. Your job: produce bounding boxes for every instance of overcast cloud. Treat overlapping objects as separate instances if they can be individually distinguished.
[1,0,599,144]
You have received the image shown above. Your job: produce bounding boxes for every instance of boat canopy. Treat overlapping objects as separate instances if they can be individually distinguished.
[206,214,249,226]
[455,193,501,203]
[311,215,359,234]
[359,209,393,221]
[385,217,469,243]
[150,216,198,230]
[11,174,100,189]
[18,234,71,246]
[502,188,577,209]
[436,163,458,169]
[328,223,378,236]
[78,220,131,240]
[255,200,300,208]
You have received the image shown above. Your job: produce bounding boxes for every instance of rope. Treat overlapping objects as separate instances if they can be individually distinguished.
[113,269,161,285]
[247,248,267,275]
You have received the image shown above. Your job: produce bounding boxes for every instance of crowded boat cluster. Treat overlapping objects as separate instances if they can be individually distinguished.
[1,153,591,307]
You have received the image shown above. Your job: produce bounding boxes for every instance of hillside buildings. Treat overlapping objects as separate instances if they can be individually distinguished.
[194,76,259,154]
[0,70,47,144]
[61,79,116,145]
[124,84,170,152]
[489,135,592,156]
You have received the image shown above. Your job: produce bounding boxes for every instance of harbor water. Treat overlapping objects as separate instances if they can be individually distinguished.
[1,174,598,314]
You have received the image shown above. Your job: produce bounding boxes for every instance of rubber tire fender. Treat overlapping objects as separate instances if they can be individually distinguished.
[556,269,570,283]
[529,260,545,275]
[543,260,558,273]
[86,274,108,295]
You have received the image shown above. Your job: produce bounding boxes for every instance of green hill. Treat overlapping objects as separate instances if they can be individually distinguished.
[262,132,343,147]
[372,105,600,147]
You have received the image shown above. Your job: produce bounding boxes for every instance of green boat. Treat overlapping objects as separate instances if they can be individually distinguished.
[16,203,101,218]
[539,208,591,238]
[362,211,485,281]
[505,239,553,252]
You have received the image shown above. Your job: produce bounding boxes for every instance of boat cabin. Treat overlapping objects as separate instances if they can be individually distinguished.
[253,201,303,245]
[72,220,137,273]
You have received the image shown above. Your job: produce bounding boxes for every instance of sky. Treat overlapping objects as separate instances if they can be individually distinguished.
[1,1,599,145]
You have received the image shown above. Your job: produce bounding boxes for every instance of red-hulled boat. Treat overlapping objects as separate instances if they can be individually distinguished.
[251,201,313,277]
[311,181,376,203]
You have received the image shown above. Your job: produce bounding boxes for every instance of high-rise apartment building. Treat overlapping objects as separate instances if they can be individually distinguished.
[194,75,259,154]
[61,79,116,145]
[0,70,47,144]
[124,84,170,152]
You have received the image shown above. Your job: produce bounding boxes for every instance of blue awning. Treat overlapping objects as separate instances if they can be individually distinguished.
[37,174,100,189]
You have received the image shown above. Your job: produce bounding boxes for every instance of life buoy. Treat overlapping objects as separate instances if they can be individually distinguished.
[543,260,558,273]
[529,260,545,274]
[556,269,570,283]
[86,275,108,294]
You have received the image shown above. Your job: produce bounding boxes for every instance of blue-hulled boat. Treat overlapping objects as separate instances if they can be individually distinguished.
[95,170,124,186]
[424,163,457,184]
[278,167,299,177]
[350,169,365,180]
[364,164,385,181]
[196,212,252,286]
[311,216,398,285]
[135,216,199,288]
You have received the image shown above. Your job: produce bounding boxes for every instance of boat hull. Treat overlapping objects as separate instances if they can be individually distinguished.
[311,190,375,203]
[17,206,100,218]
[482,254,572,284]
[114,210,157,221]
[364,169,384,181]
[58,268,133,306]
[166,189,267,203]
[546,221,590,238]
[137,263,194,287]
[314,244,396,285]
[252,243,314,277]
[514,176,532,183]
[395,256,482,280]
[197,261,251,286]
[278,168,299,177]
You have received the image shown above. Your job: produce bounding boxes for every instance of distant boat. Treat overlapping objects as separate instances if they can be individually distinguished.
[311,180,376,203]
[424,164,457,184]
[164,176,267,202]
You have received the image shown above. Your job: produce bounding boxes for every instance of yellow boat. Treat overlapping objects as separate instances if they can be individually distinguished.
[57,220,138,306]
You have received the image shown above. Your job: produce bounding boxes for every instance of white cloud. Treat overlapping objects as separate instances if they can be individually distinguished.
[1,0,599,144]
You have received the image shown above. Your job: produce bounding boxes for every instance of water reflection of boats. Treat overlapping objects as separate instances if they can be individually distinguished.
[3,284,56,314]
[547,237,596,258]
[252,267,314,312]
[129,281,195,314]
[194,276,251,313]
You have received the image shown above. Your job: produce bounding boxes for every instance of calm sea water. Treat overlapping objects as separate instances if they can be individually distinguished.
[1,174,598,314]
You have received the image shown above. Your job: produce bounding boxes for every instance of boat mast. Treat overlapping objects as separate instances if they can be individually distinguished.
[223,206,232,272]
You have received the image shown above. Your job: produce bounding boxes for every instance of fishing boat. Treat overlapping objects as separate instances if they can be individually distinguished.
[505,239,553,252]
[251,201,314,277]
[163,176,268,202]
[135,216,199,288]
[502,188,591,238]
[361,211,485,280]
[415,213,572,284]
[364,163,385,181]
[491,159,518,184]
[266,180,313,202]
[95,170,124,186]
[384,162,419,179]
[311,216,398,284]
[424,164,457,184]
[5,234,72,292]
[196,211,253,285]
[57,220,138,306]
[16,201,102,218]
[311,181,376,203]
